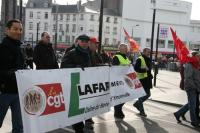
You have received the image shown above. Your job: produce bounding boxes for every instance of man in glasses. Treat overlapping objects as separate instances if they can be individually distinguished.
[33,32,59,69]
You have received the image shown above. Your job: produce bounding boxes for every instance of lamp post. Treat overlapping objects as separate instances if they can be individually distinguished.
[131,24,139,38]
[153,23,160,86]
[98,0,104,54]
[36,22,40,43]
[150,0,156,63]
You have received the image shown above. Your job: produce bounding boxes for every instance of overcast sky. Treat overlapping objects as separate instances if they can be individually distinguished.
[0,0,199,20]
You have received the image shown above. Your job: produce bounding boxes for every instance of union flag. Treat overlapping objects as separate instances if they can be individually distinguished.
[123,28,140,52]
[170,27,189,64]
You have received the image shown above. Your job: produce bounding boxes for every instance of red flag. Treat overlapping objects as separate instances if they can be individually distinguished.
[170,27,189,64]
[123,28,140,52]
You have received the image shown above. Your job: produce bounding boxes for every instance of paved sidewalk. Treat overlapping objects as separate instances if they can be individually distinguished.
[149,70,187,107]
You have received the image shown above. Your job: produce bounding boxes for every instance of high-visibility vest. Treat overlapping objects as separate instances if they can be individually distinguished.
[136,56,148,79]
[115,54,131,65]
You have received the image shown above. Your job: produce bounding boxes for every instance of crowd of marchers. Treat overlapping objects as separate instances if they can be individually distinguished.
[0,19,200,133]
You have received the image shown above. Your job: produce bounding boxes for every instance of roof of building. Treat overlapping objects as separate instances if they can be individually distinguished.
[52,5,80,13]
[26,0,52,8]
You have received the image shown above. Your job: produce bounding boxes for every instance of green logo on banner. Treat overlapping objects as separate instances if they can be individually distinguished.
[68,73,85,117]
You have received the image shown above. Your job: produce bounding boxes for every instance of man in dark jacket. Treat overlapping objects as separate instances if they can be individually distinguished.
[134,48,153,117]
[25,43,33,69]
[112,43,131,119]
[33,32,59,69]
[61,35,92,133]
[0,19,25,133]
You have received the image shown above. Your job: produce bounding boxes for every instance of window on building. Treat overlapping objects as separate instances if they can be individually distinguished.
[133,37,141,46]
[146,38,151,47]
[80,26,84,32]
[106,17,110,23]
[29,22,33,30]
[105,26,110,34]
[66,14,70,21]
[89,25,94,32]
[53,14,56,20]
[44,2,48,8]
[44,12,48,19]
[60,14,63,20]
[65,35,70,43]
[80,14,84,20]
[59,35,62,42]
[73,14,76,21]
[168,40,174,49]
[113,27,117,35]
[114,17,118,24]
[44,23,48,31]
[53,24,56,32]
[105,38,109,45]
[66,24,69,32]
[72,36,75,43]
[158,40,165,48]
[90,15,94,21]
[29,2,34,7]
[29,11,33,19]
[113,39,117,45]
[28,33,33,41]
[38,23,41,30]
[52,35,55,41]
[72,24,76,32]
[37,12,41,19]
[59,24,63,32]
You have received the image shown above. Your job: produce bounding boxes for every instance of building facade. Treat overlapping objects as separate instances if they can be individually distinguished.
[24,0,200,52]
[122,0,200,53]
[25,0,121,47]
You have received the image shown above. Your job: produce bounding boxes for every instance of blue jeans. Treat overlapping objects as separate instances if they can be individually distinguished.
[0,94,23,133]
[175,90,198,125]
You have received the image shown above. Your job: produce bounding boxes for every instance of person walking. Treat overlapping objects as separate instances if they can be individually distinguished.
[25,43,33,69]
[112,43,131,119]
[174,51,200,127]
[133,48,153,117]
[0,19,25,133]
[61,35,92,133]
[33,32,59,69]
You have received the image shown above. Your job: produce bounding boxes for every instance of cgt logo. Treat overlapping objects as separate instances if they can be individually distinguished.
[23,83,65,116]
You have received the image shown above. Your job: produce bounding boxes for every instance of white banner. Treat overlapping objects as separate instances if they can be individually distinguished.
[110,66,146,106]
[16,66,145,133]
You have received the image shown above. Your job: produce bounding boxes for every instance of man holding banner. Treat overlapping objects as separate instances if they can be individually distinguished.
[112,43,131,119]
[134,48,153,117]
[61,35,92,133]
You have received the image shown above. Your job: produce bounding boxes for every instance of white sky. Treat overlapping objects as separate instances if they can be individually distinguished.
[0,0,199,20]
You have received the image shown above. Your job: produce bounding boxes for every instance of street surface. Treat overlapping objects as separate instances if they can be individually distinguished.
[0,70,200,133]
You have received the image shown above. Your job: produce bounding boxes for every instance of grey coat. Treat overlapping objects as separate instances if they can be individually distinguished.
[184,63,200,92]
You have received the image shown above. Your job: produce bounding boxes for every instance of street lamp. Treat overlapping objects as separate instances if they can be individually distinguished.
[150,0,156,62]
[98,0,104,54]
[131,24,139,38]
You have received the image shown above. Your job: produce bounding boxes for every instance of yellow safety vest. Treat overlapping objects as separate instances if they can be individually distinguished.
[115,54,131,65]
[136,56,148,79]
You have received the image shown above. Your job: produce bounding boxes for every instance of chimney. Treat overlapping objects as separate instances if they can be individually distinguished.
[77,0,82,11]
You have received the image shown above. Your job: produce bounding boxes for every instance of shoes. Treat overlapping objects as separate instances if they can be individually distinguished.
[114,112,125,119]
[139,112,147,117]
[181,115,186,121]
[85,118,94,124]
[174,113,181,123]
[191,122,200,127]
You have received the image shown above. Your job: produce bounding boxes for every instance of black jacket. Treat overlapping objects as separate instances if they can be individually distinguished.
[134,54,153,89]
[89,51,104,67]
[61,45,92,68]
[0,36,26,93]
[33,41,59,69]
